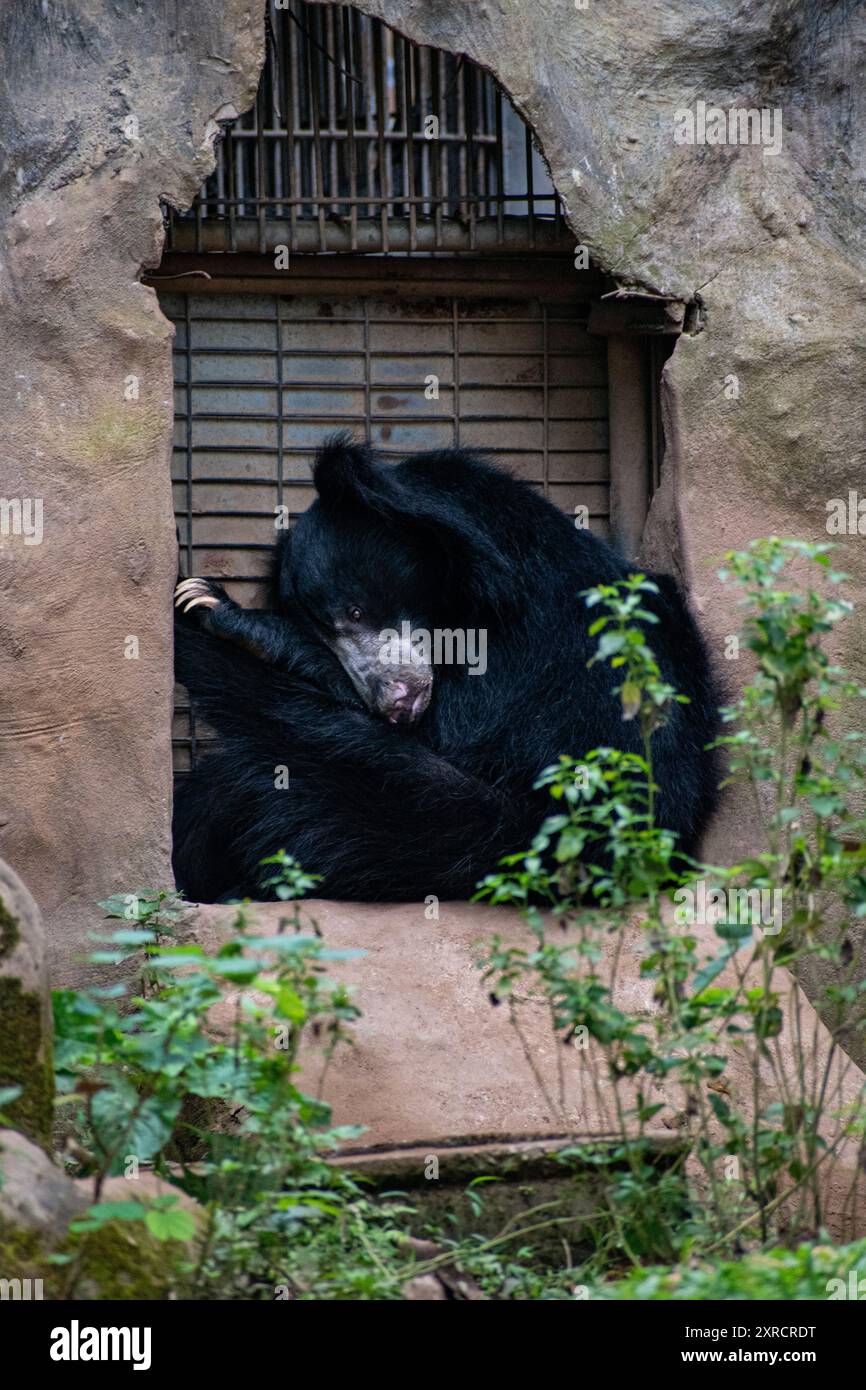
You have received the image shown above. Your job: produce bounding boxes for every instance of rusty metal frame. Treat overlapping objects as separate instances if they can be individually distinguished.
[165,0,568,258]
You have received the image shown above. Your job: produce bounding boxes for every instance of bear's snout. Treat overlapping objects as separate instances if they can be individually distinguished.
[380,676,432,726]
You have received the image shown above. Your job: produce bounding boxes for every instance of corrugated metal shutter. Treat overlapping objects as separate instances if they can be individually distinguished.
[161,287,610,772]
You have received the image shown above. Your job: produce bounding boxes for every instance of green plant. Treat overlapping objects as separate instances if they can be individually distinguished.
[477,541,866,1264]
[54,858,412,1297]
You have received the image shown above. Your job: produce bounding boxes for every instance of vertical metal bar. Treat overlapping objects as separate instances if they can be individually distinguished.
[306,1,328,252]
[276,2,287,219]
[225,121,237,252]
[494,85,504,244]
[432,47,443,247]
[373,19,389,253]
[268,15,281,216]
[343,6,358,250]
[484,73,495,222]
[481,71,490,222]
[384,26,397,223]
[325,5,338,217]
[215,128,226,220]
[525,124,536,248]
[403,34,417,251]
[457,57,467,223]
[362,13,375,223]
[285,0,298,252]
[464,58,476,251]
[416,45,425,220]
[255,77,267,254]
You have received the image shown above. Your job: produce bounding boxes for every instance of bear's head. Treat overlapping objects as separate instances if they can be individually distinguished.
[283,433,513,726]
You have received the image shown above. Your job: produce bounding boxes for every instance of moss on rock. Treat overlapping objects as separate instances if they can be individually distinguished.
[0,979,53,1149]
[0,897,19,960]
[0,1216,190,1300]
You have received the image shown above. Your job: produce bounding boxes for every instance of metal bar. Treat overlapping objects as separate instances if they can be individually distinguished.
[372,19,390,252]
[431,47,443,246]
[255,76,268,255]
[326,5,339,215]
[227,116,239,251]
[403,33,417,251]
[285,2,298,251]
[306,2,328,251]
[170,188,549,209]
[456,57,467,223]
[342,5,358,250]
[525,124,536,248]
[363,13,376,223]
[384,26,397,221]
[465,58,475,251]
[186,126,499,147]
[163,217,573,258]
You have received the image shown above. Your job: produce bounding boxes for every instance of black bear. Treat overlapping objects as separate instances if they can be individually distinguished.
[172,434,720,902]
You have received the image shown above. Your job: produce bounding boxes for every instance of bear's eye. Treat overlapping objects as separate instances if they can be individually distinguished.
[346,605,364,623]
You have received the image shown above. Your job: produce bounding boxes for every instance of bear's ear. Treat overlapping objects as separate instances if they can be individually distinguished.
[313,433,518,617]
[313,432,381,509]
[383,477,518,617]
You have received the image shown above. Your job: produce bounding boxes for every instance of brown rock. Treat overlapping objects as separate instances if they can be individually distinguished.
[0,1129,86,1239]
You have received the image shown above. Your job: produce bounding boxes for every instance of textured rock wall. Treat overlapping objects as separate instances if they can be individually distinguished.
[0,2,264,982]
[1,1,865,998]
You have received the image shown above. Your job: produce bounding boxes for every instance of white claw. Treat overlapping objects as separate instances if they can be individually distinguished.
[175,577,215,607]
[182,595,220,612]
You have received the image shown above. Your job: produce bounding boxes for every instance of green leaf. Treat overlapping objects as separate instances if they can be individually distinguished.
[692,953,732,996]
[209,959,261,979]
[597,632,627,660]
[144,1204,196,1243]
[275,987,306,1023]
[86,1200,148,1224]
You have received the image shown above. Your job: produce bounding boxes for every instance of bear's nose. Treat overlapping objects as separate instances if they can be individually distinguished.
[382,677,432,725]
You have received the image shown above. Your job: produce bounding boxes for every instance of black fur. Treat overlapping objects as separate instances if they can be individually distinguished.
[173,437,720,902]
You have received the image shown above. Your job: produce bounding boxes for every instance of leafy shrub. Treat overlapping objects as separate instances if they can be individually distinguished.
[477,540,866,1262]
